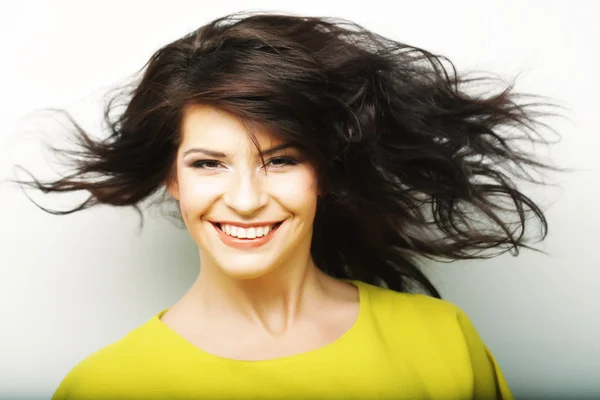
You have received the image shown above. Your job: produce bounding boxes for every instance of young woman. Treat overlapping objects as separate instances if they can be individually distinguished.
[18,12,559,399]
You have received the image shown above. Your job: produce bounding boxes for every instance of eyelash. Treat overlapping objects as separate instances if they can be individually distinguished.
[191,157,299,170]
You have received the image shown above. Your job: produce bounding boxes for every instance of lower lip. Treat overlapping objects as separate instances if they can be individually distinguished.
[212,222,283,250]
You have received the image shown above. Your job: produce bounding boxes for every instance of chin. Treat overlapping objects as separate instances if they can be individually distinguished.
[217,261,280,281]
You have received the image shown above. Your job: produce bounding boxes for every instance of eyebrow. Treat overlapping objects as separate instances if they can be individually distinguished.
[182,143,296,158]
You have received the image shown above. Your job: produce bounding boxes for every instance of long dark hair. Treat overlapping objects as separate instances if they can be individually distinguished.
[14,12,562,298]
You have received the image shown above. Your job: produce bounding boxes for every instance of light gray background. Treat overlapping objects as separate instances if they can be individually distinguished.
[1,1,598,399]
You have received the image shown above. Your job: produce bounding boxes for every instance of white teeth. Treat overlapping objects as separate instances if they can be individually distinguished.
[219,223,276,239]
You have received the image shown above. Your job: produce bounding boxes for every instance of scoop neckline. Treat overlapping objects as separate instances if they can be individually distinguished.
[151,279,367,365]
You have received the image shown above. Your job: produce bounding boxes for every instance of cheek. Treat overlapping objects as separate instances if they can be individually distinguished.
[177,173,225,216]
[270,168,318,214]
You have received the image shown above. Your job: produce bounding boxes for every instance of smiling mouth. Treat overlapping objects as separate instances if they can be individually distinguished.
[212,221,284,240]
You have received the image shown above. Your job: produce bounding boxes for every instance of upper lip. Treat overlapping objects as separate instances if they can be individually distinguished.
[210,220,283,228]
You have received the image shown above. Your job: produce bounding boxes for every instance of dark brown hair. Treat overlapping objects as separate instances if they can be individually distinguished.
[15,12,563,298]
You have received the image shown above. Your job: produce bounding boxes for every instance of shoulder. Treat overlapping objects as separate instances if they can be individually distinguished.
[355,280,513,399]
[51,311,165,400]
[356,279,466,324]
[356,280,488,349]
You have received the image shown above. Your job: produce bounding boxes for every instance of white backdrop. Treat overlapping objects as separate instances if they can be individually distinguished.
[1,1,598,399]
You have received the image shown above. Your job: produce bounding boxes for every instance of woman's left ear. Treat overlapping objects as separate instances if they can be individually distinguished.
[316,181,326,197]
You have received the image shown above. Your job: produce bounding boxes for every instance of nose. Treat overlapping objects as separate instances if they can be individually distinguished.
[222,169,268,216]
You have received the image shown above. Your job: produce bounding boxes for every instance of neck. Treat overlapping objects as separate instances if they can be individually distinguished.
[191,251,330,336]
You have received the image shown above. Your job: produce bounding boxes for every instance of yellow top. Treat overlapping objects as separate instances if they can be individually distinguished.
[52,280,513,399]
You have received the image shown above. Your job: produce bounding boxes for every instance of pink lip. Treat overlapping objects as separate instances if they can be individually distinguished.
[211,222,283,250]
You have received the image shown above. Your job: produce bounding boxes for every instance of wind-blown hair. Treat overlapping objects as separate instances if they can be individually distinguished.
[16,12,561,298]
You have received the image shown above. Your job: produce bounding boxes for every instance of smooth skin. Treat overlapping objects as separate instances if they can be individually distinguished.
[163,105,359,361]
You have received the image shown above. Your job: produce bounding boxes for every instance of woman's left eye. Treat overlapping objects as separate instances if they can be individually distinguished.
[266,157,299,168]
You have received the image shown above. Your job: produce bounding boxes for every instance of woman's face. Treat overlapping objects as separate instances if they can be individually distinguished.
[168,105,319,280]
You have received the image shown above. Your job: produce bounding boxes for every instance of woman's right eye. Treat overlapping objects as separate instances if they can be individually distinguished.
[191,160,222,169]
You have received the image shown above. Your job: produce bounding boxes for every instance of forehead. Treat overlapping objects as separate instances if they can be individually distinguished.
[180,105,282,151]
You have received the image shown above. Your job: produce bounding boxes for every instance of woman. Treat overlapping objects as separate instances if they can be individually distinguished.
[18,12,558,399]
